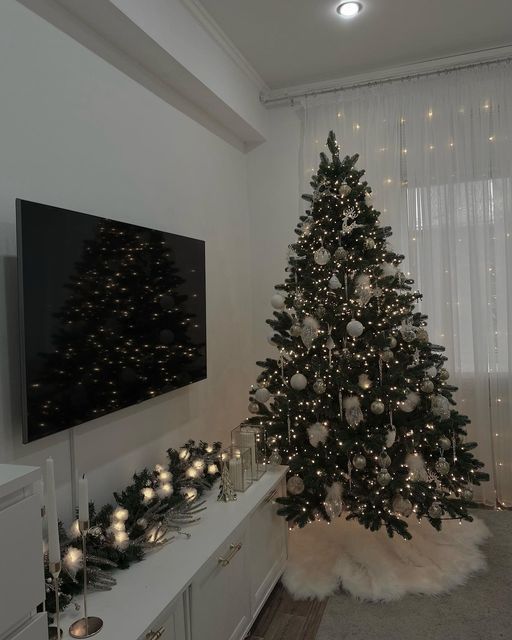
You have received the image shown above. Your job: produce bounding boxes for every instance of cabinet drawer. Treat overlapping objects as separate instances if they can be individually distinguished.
[141,595,186,640]
[6,613,47,640]
[247,481,287,613]
[191,526,250,640]
[0,494,45,633]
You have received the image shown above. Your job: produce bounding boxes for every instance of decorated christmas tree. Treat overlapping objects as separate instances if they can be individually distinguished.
[244,132,488,538]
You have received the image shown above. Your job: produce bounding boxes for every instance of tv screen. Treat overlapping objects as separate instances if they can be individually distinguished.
[17,200,206,443]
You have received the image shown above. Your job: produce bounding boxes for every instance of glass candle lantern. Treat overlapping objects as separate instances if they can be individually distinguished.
[222,446,253,492]
[231,425,267,481]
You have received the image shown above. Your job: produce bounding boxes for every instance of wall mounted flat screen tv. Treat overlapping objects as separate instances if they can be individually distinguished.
[17,200,206,443]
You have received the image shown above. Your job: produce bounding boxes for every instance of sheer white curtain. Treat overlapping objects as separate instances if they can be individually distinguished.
[301,61,512,505]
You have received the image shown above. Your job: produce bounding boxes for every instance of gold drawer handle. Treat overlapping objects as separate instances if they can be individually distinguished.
[146,626,165,639]
[218,542,242,567]
[265,488,278,504]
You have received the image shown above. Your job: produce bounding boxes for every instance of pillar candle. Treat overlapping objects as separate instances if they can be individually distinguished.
[45,458,60,565]
[79,474,89,523]
[240,429,257,478]
[229,458,243,491]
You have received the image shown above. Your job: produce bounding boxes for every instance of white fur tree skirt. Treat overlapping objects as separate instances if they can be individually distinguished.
[283,515,490,602]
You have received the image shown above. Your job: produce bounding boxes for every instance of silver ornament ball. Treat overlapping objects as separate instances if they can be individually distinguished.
[376,469,392,486]
[428,502,443,518]
[287,475,305,495]
[347,319,365,337]
[290,322,302,337]
[268,449,282,465]
[248,401,260,414]
[339,184,351,197]
[270,293,286,310]
[378,453,392,468]
[334,246,348,261]
[380,348,394,363]
[314,246,331,266]
[438,436,451,450]
[420,378,435,394]
[389,336,398,349]
[416,328,429,344]
[313,378,326,394]
[392,495,413,517]
[435,457,450,475]
[439,368,450,381]
[254,387,271,403]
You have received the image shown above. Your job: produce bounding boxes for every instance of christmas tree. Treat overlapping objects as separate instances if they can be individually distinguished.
[245,132,488,538]
[29,219,204,435]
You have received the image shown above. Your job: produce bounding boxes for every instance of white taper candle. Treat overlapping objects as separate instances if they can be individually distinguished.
[78,474,89,523]
[45,458,60,565]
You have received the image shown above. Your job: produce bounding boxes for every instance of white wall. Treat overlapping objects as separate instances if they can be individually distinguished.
[0,0,253,521]
[246,108,303,370]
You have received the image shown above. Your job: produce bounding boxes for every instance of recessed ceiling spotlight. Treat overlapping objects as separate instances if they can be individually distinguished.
[336,2,363,18]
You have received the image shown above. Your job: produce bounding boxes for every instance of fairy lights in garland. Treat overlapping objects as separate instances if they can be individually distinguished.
[243,131,488,538]
[43,440,221,618]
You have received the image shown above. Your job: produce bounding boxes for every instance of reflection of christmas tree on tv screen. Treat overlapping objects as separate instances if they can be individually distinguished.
[29,219,205,434]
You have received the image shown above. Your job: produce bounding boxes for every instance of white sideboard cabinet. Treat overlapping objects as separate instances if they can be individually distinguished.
[0,464,46,640]
[59,466,288,640]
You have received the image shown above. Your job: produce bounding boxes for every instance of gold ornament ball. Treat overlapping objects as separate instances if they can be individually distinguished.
[439,368,450,381]
[339,184,351,197]
[313,378,327,395]
[416,328,429,343]
[353,454,367,470]
[364,238,376,250]
[287,475,305,495]
[380,348,394,363]
[370,400,385,415]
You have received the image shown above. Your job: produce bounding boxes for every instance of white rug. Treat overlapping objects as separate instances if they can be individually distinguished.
[283,514,490,602]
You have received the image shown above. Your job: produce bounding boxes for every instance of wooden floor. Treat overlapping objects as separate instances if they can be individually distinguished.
[247,582,327,640]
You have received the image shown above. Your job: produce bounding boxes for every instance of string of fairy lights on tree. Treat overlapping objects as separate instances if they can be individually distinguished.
[243,131,488,538]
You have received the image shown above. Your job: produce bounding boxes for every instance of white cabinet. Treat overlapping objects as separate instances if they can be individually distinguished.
[0,465,46,640]
[191,525,250,640]
[143,596,187,640]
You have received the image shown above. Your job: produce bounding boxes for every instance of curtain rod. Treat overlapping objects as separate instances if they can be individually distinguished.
[260,55,512,106]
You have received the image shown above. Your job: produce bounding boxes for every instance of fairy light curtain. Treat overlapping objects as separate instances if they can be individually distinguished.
[300,60,512,506]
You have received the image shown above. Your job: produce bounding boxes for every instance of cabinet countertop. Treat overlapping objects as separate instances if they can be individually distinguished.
[59,465,288,640]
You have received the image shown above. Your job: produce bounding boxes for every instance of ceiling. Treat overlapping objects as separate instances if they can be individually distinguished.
[196,0,512,89]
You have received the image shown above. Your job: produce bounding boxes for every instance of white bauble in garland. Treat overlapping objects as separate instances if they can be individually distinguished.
[307,422,329,447]
[290,373,307,390]
[347,319,364,337]
[435,457,450,475]
[370,400,385,415]
[287,475,305,495]
[254,387,271,403]
[270,293,286,310]
[328,274,342,290]
[314,246,331,266]
[392,495,413,517]
[352,454,367,470]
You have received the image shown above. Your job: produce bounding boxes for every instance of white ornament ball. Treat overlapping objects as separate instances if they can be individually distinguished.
[314,246,331,266]
[370,400,385,415]
[290,373,307,390]
[353,454,367,470]
[426,366,438,378]
[271,293,286,310]
[389,336,398,349]
[287,475,305,495]
[254,387,271,403]
[435,457,450,475]
[347,319,364,337]
[307,422,329,448]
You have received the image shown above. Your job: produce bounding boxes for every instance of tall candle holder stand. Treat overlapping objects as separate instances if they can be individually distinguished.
[68,521,103,638]
[48,561,63,640]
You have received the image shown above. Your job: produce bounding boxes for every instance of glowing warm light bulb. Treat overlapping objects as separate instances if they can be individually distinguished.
[336,2,362,18]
